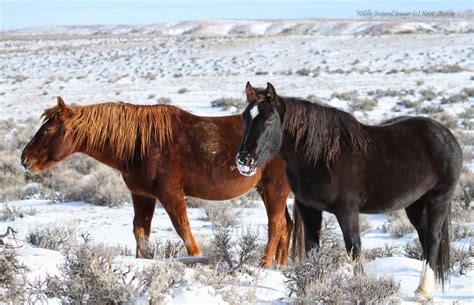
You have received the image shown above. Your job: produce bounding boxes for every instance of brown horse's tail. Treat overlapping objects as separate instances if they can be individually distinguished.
[437,204,451,292]
[290,201,305,262]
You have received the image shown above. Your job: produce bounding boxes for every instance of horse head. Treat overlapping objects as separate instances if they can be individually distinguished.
[21,97,76,173]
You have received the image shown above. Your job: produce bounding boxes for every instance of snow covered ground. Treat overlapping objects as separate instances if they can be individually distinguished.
[1,18,473,303]
[2,200,473,303]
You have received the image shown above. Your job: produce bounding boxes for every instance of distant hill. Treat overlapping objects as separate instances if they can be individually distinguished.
[2,15,473,37]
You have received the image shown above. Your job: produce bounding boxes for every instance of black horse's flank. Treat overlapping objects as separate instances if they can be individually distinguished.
[236,82,463,301]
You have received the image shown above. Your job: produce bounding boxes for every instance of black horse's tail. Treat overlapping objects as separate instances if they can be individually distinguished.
[290,202,304,262]
[437,204,451,291]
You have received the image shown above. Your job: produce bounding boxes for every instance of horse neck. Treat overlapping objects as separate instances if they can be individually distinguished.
[76,141,126,171]
[71,129,126,171]
[279,131,300,165]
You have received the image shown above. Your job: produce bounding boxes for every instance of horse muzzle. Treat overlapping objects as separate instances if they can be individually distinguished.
[20,155,36,173]
[235,152,258,177]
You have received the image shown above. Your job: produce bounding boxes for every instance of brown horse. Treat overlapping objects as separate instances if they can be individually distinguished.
[20,97,292,267]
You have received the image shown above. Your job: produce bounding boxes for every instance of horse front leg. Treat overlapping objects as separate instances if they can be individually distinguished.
[335,210,363,274]
[132,193,157,258]
[157,190,202,257]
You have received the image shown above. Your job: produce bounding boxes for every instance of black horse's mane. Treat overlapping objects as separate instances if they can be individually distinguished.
[281,97,370,165]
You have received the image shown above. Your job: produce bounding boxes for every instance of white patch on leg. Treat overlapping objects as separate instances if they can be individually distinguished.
[416,261,435,301]
[250,105,259,119]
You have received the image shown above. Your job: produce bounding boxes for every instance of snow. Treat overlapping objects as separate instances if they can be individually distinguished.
[366,257,474,303]
[2,201,473,303]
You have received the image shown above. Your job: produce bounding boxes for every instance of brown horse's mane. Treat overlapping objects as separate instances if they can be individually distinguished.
[43,102,179,161]
[282,98,370,165]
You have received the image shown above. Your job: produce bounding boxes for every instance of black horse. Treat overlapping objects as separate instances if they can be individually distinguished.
[235,82,462,301]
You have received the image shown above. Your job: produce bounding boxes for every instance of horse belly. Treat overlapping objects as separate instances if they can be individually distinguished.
[183,165,261,201]
[361,174,437,213]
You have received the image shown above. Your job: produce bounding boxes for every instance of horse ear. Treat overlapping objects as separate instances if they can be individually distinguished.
[266,82,279,106]
[56,96,67,109]
[56,96,73,118]
[245,81,257,102]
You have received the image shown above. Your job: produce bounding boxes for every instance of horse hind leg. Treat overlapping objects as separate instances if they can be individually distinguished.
[412,189,453,302]
[335,209,363,274]
[275,205,293,266]
[258,182,288,268]
[405,196,429,295]
[296,201,323,254]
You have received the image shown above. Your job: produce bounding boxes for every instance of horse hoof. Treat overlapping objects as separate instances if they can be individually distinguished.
[414,290,433,303]
[259,260,273,268]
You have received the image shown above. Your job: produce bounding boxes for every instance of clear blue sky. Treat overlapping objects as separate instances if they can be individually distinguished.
[1,0,471,28]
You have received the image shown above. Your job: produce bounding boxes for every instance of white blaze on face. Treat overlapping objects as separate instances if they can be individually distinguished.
[250,105,259,119]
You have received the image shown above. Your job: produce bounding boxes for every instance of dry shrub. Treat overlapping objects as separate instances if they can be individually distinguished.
[350,97,378,112]
[462,87,474,97]
[39,157,130,206]
[384,211,414,238]
[398,98,419,109]
[422,64,464,73]
[0,151,28,202]
[284,221,400,303]
[211,98,245,112]
[1,203,37,221]
[296,68,320,77]
[185,197,204,208]
[192,264,229,289]
[402,239,424,260]
[306,95,324,104]
[300,273,400,304]
[419,105,444,114]
[0,248,29,303]
[331,90,358,101]
[362,244,400,261]
[209,227,264,271]
[418,89,437,101]
[136,261,185,304]
[431,112,459,129]
[200,202,242,228]
[146,239,186,259]
[43,243,134,303]
[453,172,474,211]
[452,172,474,226]
[459,107,474,130]
[451,246,474,275]
[230,189,260,208]
[26,221,78,250]
[441,93,468,104]
[451,222,474,241]
[31,240,185,304]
